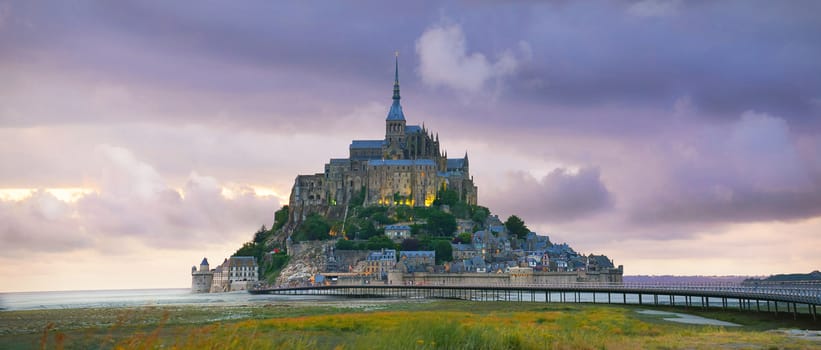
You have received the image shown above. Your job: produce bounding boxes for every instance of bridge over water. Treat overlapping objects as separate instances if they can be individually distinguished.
[250,282,821,321]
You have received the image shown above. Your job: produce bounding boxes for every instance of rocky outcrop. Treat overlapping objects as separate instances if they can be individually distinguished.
[275,241,331,286]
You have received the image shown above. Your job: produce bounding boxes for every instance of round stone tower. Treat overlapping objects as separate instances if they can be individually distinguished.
[192,257,214,293]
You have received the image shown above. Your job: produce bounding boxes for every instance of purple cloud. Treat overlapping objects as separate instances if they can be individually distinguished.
[486,167,613,223]
[1,1,821,280]
[1,145,278,256]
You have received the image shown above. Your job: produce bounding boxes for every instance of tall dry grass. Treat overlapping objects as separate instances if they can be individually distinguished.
[94,306,814,349]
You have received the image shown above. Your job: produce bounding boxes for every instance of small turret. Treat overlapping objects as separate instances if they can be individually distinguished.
[199,257,210,272]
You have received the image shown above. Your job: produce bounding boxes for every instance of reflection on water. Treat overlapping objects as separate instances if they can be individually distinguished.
[0,289,333,311]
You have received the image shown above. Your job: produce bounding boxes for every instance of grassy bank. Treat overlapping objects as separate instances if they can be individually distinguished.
[2,300,818,349]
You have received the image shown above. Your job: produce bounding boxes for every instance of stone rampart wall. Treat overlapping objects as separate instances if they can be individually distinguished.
[389,270,623,286]
[333,251,371,272]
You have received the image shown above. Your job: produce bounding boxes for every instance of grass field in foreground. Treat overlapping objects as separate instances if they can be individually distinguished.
[1,300,818,349]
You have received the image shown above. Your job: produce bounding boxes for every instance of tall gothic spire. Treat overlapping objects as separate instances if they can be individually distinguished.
[392,51,401,101]
[386,51,406,121]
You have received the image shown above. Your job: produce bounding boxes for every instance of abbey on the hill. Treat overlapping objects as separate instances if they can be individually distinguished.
[289,56,478,222]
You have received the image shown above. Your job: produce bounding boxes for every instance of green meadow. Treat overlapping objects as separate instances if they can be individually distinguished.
[1,300,818,349]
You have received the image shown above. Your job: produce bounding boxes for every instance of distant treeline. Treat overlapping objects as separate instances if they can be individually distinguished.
[623,275,750,284]
[745,270,821,283]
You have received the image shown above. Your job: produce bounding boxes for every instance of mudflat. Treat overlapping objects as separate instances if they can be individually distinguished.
[1,299,818,349]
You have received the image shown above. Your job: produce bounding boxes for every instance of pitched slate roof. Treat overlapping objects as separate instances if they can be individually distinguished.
[400,251,435,258]
[229,256,257,267]
[350,140,385,149]
[387,100,405,121]
[368,159,436,167]
[446,158,466,169]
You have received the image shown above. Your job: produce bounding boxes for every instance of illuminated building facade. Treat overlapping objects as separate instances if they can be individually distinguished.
[289,56,478,222]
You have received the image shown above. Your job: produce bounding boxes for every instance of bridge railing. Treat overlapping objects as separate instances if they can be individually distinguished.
[252,281,821,304]
[442,282,821,301]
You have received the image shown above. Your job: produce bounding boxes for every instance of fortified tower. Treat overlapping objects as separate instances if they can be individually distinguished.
[191,257,214,293]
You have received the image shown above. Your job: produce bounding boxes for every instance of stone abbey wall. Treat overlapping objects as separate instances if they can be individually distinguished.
[286,59,477,225]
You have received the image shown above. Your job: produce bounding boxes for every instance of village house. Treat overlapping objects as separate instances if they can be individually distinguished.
[384,225,411,241]
[191,256,259,293]
[365,249,396,280]
[397,251,435,273]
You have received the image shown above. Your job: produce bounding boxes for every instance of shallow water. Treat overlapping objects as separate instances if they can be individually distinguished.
[636,309,741,326]
[0,288,333,311]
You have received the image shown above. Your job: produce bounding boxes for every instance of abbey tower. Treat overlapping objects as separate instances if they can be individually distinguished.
[288,55,478,224]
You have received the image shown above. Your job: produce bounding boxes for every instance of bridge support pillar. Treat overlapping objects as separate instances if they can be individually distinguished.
[792,303,797,320]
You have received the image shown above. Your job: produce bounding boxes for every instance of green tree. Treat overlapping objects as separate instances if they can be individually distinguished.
[335,239,357,250]
[394,205,412,221]
[433,185,459,206]
[453,232,472,244]
[427,211,457,237]
[450,203,470,219]
[273,205,289,230]
[233,241,263,258]
[400,238,420,251]
[471,206,490,224]
[504,215,530,239]
[432,240,453,264]
[359,206,387,220]
[293,214,331,241]
[372,212,395,225]
[261,253,290,283]
[357,221,379,240]
[366,235,397,250]
[350,186,366,207]
[253,225,269,244]
[412,206,436,220]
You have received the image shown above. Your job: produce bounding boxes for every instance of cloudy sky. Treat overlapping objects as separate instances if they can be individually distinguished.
[2,1,820,292]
